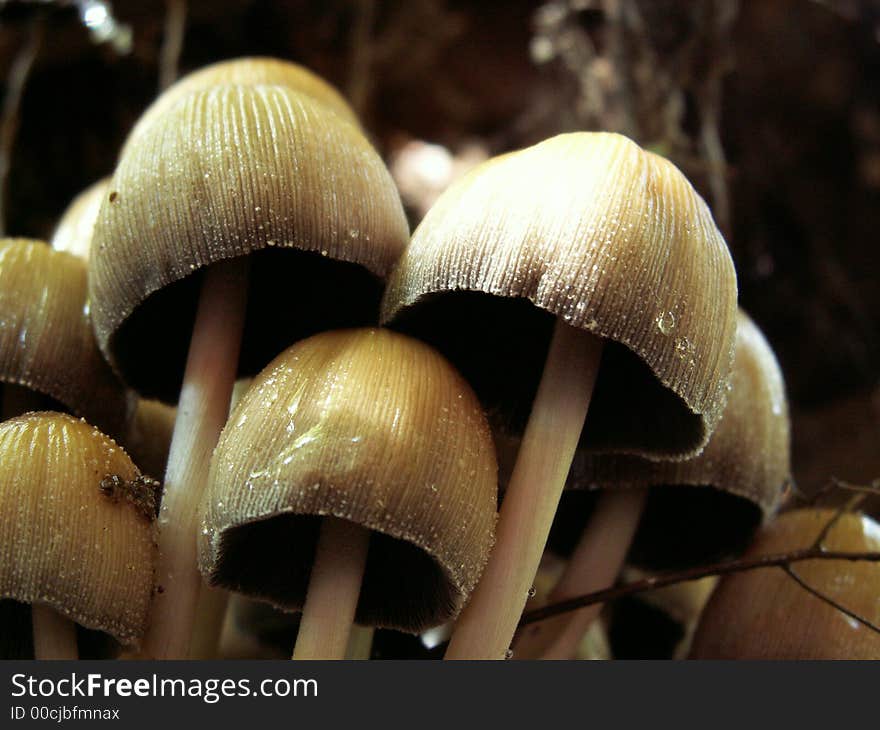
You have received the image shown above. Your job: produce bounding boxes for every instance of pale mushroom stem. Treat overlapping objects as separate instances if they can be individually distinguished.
[189,375,254,659]
[32,605,78,660]
[141,258,249,659]
[292,517,371,660]
[445,319,603,660]
[524,489,647,660]
[345,625,375,660]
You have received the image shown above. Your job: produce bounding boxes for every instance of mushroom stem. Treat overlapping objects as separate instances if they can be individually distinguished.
[32,605,78,660]
[293,517,370,660]
[345,625,375,660]
[141,258,249,659]
[445,319,603,660]
[515,489,646,660]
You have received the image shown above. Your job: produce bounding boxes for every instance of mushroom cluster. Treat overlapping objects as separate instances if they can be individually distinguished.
[3,55,860,662]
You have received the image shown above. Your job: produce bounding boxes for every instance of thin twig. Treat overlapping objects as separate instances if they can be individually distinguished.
[809,494,865,549]
[159,0,187,92]
[783,565,880,633]
[519,547,880,626]
[0,12,44,235]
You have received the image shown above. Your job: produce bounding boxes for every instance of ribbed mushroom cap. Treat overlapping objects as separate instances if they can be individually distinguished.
[51,178,110,260]
[91,84,409,402]
[0,412,157,646]
[198,328,498,633]
[689,509,880,659]
[382,132,737,460]
[562,309,791,568]
[122,56,357,156]
[0,239,127,434]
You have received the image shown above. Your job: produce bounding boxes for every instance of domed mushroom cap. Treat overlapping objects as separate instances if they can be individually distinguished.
[51,178,110,260]
[382,132,737,460]
[0,239,127,434]
[123,56,357,156]
[0,412,157,646]
[689,509,880,659]
[562,309,791,568]
[199,328,498,633]
[90,84,409,402]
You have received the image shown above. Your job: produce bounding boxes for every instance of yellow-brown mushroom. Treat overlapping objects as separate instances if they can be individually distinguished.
[199,328,497,659]
[0,412,156,658]
[382,133,737,658]
[0,238,127,435]
[51,178,110,260]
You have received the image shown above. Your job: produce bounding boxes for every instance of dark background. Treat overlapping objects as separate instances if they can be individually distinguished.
[0,0,877,496]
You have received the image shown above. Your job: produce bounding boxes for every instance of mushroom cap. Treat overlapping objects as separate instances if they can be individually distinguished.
[382,132,738,460]
[199,328,498,633]
[51,178,110,260]
[0,412,156,646]
[562,309,791,568]
[90,84,409,402]
[0,239,127,434]
[689,509,880,659]
[122,56,358,157]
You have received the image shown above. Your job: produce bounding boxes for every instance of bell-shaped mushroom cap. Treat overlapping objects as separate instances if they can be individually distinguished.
[689,509,880,659]
[91,85,409,403]
[0,412,157,646]
[0,239,127,434]
[382,132,738,460]
[198,328,498,633]
[123,56,357,156]
[563,309,791,568]
[51,178,110,260]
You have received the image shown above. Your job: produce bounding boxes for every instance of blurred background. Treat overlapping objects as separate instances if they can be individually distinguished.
[0,0,877,498]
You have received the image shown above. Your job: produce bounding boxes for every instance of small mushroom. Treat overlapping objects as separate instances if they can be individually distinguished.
[0,412,156,658]
[689,509,880,659]
[91,79,408,658]
[0,239,127,435]
[513,309,791,658]
[51,178,110,260]
[199,328,497,659]
[382,133,737,658]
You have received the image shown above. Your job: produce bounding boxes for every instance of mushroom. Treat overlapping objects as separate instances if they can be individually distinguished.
[0,412,156,658]
[382,132,737,658]
[0,238,127,435]
[91,79,408,657]
[51,178,110,260]
[689,509,880,659]
[198,328,497,659]
[513,309,791,658]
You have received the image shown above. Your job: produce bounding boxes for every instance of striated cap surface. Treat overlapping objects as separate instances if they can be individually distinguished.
[199,328,497,632]
[0,239,127,434]
[0,412,156,646]
[91,84,409,402]
[383,132,738,460]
